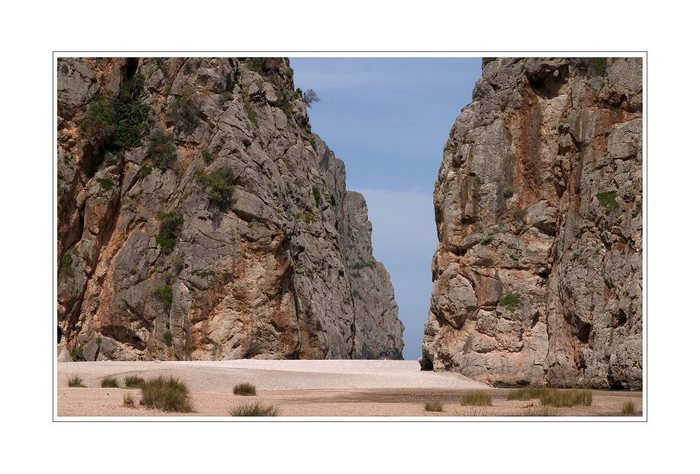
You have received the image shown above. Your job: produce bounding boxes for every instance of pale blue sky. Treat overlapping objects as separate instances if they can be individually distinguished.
[290,57,482,359]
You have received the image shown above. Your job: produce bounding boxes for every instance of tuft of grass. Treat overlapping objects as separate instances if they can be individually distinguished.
[244,100,258,127]
[596,190,619,213]
[424,401,443,412]
[503,187,514,198]
[507,386,592,407]
[155,285,173,311]
[163,330,173,347]
[202,149,213,164]
[229,402,279,417]
[60,249,75,280]
[233,383,257,396]
[97,177,116,191]
[70,345,84,361]
[507,386,550,401]
[540,389,592,407]
[460,391,493,406]
[101,376,120,388]
[312,186,322,206]
[591,57,607,76]
[622,400,636,416]
[124,376,145,388]
[480,231,494,245]
[140,376,193,412]
[499,292,521,309]
[68,375,85,388]
[123,393,136,408]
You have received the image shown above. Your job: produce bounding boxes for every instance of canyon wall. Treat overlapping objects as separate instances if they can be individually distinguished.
[421,58,642,389]
[57,57,403,361]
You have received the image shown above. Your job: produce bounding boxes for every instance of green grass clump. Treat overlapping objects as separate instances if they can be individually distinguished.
[591,58,607,76]
[70,345,84,361]
[156,285,173,311]
[60,249,75,279]
[480,231,494,245]
[460,391,493,406]
[140,376,193,412]
[503,187,514,198]
[68,375,85,388]
[124,376,145,388]
[233,383,257,396]
[198,166,237,209]
[622,400,636,416]
[424,401,443,412]
[123,393,136,407]
[539,389,592,407]
[163,330,173,347]
[312,186,322,206]
[507,386,591,407]
[155,210,183,254]
[596,190,619,213]
[507,386,550,401]
[229,402,279,417]
[147,130,177,170]
[499,292,521,309]
[244,100,258,127]
[96,177,116,190]
[101,376,120,388]
[202,149,213,164]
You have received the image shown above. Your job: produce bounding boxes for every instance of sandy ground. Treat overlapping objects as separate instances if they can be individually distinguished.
[57,360,643,418]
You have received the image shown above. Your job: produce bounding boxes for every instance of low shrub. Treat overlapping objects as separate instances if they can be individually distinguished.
[596,190,619,213]
[198,166,237,209]
[460,391,493,406]
[140,376,193,412]
[97,177,116,191]
[101,377,120,388]
[202,150,213,164]
[147,130,177,170]
[124,376,145,388]
[312,186,321,206]
[539,389,592,407]
[70,345,84,361]
[167,90,200,133]
[229,402,279,417]
[68,375,85,388]
[622,400,636,416]
[233,383,257,396]
[499,292,521,309]
[507,386,591,407]
[163,330,173,347]
[155,210,183,254]
[424,401,443,412]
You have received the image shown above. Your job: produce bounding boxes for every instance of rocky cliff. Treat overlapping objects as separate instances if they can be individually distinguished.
[57,57,403,361]
[421,58,642,389]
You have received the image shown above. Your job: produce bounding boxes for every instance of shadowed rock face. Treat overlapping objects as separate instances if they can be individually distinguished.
[421,58,642,389]
[57,57,403,361]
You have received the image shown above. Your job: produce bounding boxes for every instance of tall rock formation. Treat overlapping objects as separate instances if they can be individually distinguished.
[57,57,403,361]
[421,58,642,389]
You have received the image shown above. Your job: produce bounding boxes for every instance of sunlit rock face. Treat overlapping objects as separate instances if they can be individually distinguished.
[57,57,403,361]
[422,58,642,389]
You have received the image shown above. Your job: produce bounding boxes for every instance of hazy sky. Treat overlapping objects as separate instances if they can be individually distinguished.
[290,57,482,359]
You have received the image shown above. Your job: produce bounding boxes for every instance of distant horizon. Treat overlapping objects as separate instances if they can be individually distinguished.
[291,58,482,359]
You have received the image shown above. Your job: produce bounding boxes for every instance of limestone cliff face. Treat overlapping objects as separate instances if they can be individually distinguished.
[421,58,642,389]
[57,57,403,361]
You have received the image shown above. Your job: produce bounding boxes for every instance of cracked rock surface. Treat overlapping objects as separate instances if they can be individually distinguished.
[421,58,642,389]
[57,57,403,361]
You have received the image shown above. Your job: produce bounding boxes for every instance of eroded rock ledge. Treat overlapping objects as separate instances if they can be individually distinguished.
[57,57,403,361]
[421,58,642,389]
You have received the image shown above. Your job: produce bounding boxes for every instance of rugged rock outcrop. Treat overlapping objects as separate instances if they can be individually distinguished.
[57,57,403,361]
[421,58,642,389]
